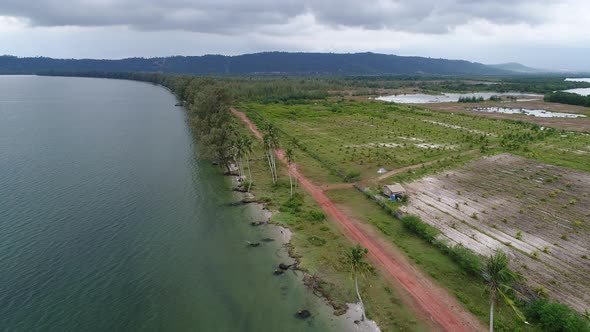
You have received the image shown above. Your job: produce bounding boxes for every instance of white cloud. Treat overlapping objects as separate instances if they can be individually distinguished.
[0,0,588,70]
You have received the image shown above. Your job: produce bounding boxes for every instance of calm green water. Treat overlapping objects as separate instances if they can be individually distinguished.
[0,76,347,331]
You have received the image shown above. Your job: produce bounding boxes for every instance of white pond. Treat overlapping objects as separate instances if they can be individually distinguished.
[563,78,590,96]
[376,92,542,104]
[472,107,587,118]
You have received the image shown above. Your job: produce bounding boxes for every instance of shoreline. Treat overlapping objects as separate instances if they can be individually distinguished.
[227,173,381,332]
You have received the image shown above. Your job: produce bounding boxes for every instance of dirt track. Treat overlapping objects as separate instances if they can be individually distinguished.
[231,107,485,332]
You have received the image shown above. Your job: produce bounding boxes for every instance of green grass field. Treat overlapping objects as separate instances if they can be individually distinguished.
[240,100,590,183]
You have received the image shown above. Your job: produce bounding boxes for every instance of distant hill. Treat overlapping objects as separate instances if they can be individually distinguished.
[0,52,515,76]
[489,62,544,73]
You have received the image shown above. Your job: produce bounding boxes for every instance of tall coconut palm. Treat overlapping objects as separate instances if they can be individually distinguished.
[484,250,527,332]
[263,124,279,184]
[233,136,245,178]
[285,147,295,199]
[241,136,254,192]
[348,244,371,321]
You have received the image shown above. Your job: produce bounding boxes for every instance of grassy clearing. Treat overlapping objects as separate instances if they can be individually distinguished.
[327,188,535,332]
[236,124,426,331]
[240,100,590,183]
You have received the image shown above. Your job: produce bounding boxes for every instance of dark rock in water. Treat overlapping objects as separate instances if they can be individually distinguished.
[279,263,290,270]
[250,221,266,226]
[174,102,183,107]
[247,241,261,247]
[295,309,311,319]
[211,161,219,165]
[273,269,284,275]
[260,238,275,242]
[354,320,360,324]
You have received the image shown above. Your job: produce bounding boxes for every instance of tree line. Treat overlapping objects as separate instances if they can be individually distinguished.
[544,91,590,107]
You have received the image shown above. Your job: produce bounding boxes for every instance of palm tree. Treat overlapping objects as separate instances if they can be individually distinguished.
[262,133,276,184]
[483,250,527,332]
[241,136,254,192]
[348,244,371,321]
[285,147,295,199]
[263,124,279,184]
[233,136,245,179]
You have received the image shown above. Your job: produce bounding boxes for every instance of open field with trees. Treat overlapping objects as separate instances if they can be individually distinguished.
[232,122,427,331]
[401,154,590,313]
[38,71,590,330]
[239,99,590,183]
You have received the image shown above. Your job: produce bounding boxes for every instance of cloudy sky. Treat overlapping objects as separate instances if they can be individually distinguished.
[0,0,589,70]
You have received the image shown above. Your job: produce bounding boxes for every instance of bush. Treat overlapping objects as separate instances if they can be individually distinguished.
[446,245,483,276]
[307,236,327,246]
[345,169,361,181]
[280,193,304,213]
[400,215,439,243]
[526,299,590,332]
[308,209,326,222]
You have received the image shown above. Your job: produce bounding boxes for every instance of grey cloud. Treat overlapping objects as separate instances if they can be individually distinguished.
[0,0,551,34]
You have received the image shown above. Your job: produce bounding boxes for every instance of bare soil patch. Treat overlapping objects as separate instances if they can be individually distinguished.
[401,153,590,312]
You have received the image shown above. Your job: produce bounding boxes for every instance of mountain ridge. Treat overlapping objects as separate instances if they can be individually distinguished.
[0,51,516,76]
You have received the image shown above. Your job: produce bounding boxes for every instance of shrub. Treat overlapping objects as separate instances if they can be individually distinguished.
[526,299,590,332]
[280,193,304,213]
[308,209,326,222]
[400,215,439,243]
[446,245,482,276]
[307,236,327,246]
[345,169,361,181]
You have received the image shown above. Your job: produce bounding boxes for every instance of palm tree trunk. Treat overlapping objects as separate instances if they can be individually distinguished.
[354,270,366,321]
[246,155,253,193]
[289,171,293,199]
[489,297,494,332]
[266,150,275,183]
[237,157,243,178]
[270,152,278,184]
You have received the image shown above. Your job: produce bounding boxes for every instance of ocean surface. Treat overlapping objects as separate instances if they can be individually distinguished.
[0,76,349,331]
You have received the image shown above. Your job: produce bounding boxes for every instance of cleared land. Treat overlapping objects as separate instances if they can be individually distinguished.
[401,153,590,312]
[240,98,590,328]
[419,99,590,132]
[241,100,590,183]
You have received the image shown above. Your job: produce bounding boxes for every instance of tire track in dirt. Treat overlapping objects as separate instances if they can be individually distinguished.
[231,107,485,332]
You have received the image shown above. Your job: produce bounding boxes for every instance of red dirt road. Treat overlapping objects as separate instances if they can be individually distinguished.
[231,108,485,332]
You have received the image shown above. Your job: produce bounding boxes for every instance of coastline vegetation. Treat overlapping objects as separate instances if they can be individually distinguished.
[36,70,590,331]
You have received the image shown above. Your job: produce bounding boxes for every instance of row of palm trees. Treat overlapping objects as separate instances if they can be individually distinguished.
[231,124,296,199]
